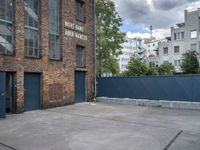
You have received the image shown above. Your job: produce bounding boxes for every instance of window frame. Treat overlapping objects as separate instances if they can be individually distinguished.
[190,30,197,39]
[76,45,86,68]
[24,0,40,58]
[75,0,85,22]
[174,46,179,53]
[0,0,14,55]
[191,43,197,51]
[174,33,177,40]
[181,32,184,39]
[163,47,168,55]
[49,33,61,60]
[24,0,39,28]
[48,0,61,60]
[24,28,40,58]
[174,59,181,67]
[174,32,184,41]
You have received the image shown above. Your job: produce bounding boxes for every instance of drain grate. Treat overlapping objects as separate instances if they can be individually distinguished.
[0,143,17,150]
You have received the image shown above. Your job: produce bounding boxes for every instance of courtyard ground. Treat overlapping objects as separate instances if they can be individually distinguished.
[0,102,200,150]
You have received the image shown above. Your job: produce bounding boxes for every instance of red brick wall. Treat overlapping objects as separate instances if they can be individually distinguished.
[0,0,95,112]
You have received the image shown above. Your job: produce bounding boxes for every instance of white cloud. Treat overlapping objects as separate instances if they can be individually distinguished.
[114,0,200,29]
[114,0,200,39]
[152,29,171,39]
[127,28,171,40]
[147,0,155,11]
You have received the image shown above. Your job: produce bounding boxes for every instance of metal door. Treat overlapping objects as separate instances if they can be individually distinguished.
[24,73,40,111]
[75,71,86,103]
[0,72,6,118]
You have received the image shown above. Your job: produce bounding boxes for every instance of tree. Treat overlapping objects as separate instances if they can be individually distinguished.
[123,58,175,76]
[123,58,149,76]
[181,50,199,74]
[96,0,126,76]
[158,62,174,75]
[99,55,120,75]
[146,67,158,75]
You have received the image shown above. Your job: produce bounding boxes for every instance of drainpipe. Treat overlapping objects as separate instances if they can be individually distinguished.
[93,0,97,99]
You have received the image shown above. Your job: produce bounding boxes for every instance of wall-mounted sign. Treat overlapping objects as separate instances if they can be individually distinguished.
[64,21,87,41]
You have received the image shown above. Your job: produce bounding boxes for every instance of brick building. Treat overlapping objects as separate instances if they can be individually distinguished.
[0,0,95,118]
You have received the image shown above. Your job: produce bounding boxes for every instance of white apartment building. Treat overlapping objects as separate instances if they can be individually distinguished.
[147,8,200,73]
[118,37,145,72]
[145,39,167,57]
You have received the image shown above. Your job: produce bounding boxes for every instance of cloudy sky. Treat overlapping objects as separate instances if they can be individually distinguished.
[114,0,200,39]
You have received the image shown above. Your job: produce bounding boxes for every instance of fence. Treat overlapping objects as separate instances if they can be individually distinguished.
[98,75,200,102]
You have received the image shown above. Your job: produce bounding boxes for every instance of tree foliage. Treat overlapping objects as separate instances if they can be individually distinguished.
[123,58,149,76]
[158,62,174,75]
[123,57,174,76]
[96,0,126,76]
[181,50,199,74]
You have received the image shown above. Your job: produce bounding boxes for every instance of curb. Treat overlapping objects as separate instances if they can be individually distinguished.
[96,97,200,110]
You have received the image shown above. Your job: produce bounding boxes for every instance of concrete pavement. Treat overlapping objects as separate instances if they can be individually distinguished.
[0,102,200,150]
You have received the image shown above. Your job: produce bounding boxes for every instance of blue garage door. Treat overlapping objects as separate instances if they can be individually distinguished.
[75,71,86,103]
[0,72,6,118]
[24,73,41,111]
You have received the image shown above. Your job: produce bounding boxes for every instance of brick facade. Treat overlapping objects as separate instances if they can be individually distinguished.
[0,0,95,113]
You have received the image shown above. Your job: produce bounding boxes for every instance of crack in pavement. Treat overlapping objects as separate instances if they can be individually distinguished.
[0,142,17,150]
[162,130,183,150]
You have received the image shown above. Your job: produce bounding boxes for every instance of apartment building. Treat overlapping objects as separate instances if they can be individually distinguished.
[117,37,145,72]
[0,0,95,118]
[147,8,200,72]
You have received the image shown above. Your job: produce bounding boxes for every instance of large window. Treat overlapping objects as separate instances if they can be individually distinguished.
[49,0,60,60]
[174,46,179,53]
[24,0,39,58]
[149,61,159,68]
[191,43,197,51]
[174,60,181,67]
[24,29,39,57]
[76,45,85,67]
[191,30,197,39]
[0,0,14,55]
[181,32,184,39]
[76,0,85,22]
[163,47,168,54]
[174,32,184,40]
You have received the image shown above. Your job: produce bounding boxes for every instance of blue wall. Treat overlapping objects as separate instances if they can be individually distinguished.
[98,75,200,102]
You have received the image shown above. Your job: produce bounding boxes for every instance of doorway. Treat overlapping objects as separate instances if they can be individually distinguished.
[75,71,86,103]
[0,72,16,118]
[6,73,16,113]
[24,73,41,111]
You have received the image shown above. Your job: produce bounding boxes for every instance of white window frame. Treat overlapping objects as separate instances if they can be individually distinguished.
[190,30,197,39]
